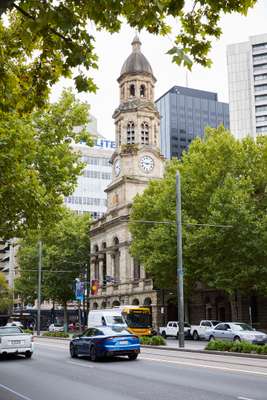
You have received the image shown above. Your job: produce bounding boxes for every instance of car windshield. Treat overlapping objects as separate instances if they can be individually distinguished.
[0,327,22,335]
[125,312,151,328]
[211,321,221,326]
[105,316,125,325]
[232,323,254,331]
[100,327,131,336]
[54,324,63,327]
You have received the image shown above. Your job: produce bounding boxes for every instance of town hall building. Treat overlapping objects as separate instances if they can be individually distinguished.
[89,36,165,326]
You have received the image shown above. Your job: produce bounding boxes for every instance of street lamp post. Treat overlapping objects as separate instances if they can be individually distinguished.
[37,240,42,336]
[176,171,184,348]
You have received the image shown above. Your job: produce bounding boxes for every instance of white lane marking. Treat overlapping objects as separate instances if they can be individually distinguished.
[140,356,267,377]
[35,342,67,350]
[67,361,93,368]
[238,397,256,400]
[0,383,33,400]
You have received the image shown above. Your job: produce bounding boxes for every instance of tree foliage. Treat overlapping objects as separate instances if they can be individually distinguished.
[0,89,92,239]
[0,272,12,312]
[130,127,267,296]
[15,209,90,308]
[1,0,257,111]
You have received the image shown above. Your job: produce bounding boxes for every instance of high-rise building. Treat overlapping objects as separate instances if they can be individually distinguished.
[64,139,114,219]
[227,33,267,139]
[64,116,115,219]
[156,86,229,159]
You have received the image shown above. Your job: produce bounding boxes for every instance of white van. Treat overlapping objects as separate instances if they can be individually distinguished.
[87,309,127,328]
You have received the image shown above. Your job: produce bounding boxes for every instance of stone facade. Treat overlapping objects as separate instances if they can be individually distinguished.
[89,36,165,328]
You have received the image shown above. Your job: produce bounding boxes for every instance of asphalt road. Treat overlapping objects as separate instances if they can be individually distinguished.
[0,338,267,400]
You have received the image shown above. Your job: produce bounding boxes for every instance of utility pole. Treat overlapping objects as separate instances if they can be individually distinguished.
[176,171,184,348]
[37,240,42,336]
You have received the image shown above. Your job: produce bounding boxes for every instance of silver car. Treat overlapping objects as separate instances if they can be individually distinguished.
[206,322,267,344]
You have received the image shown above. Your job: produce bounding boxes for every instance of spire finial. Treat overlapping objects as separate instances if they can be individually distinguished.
[132,34,141,52]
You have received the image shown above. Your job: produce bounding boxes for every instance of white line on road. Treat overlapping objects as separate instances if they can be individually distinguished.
[238,397,256,400]
[67,361,93,368]
[140,356,267,377]
[0,383,33,400]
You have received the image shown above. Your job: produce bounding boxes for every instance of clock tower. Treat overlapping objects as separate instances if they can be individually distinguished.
[89,36,165,327]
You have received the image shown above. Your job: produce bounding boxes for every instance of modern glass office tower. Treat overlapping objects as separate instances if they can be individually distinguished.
[227,33,267,139]
[156,86,229,159]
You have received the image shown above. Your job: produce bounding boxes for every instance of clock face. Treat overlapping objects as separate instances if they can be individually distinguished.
[114,158,121,176]
[139,156,154,173]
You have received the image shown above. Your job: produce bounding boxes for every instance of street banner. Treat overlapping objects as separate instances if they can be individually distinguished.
[75,279,84,301]
[91,280,99,295]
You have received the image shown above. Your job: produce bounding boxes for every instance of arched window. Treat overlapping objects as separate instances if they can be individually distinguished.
[140,84,146,98]
[112,300,120,307]
[132,298,140,305]
[93,302,98,310]
[133,259,141,281]
[130,84,135,97]
[127,122,135,144]
[117,124,122,147]
[141,122,149,145]
[94,245,99,281]
[102,242,107,287]
[144,297,152,306]
[113,237,120,283]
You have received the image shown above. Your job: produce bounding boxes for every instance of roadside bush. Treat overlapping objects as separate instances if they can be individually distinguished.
[42,331,69,338]
[23,329,33,334]
[205,340,267,354]
[139,335,166,346]
[151,335,166,346]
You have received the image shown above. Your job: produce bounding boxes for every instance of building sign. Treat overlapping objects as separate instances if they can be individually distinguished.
[94,138,116,149]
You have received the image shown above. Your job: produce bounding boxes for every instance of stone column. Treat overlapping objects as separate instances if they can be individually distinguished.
[98,256,104,285]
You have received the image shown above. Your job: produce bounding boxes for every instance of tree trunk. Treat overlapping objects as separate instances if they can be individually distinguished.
[229,291,239,321]
[63,302,68,333]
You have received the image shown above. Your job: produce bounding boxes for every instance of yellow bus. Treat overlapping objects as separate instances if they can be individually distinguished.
[115,305,153,336]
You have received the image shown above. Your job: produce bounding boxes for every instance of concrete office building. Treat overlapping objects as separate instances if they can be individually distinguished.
[156,86,229,159]
[64,116,115,219]
[227,33,267,139]
[64,139,114,219]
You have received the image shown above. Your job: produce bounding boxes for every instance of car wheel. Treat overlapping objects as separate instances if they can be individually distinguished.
[161,331,167,339]
[128,354,138,360]
[90,345,98,362]
[209,335,215,342]
[233,336,241,343]
[25,351,32,359]
[70,344,78,358]
[193,331,199,341]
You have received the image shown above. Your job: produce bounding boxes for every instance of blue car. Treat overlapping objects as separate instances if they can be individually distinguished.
[69,326,140,361]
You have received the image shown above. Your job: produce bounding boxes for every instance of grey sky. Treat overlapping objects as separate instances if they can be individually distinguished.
[51,0,267,140]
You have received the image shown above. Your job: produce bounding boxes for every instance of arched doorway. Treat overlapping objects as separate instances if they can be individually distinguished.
[92,302,98,310]
[112,300,120,307]
[144,297,152,306]
[132,298,139,305]
[167,298,177,321]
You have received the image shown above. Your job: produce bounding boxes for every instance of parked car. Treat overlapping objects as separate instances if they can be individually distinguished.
[0,326,34,358]
[206,322,267,344]
[159,321,191,339]
[69,326,140,361]
[5,321,24,329]
[190,320,221,340]
[48,323,64,332]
